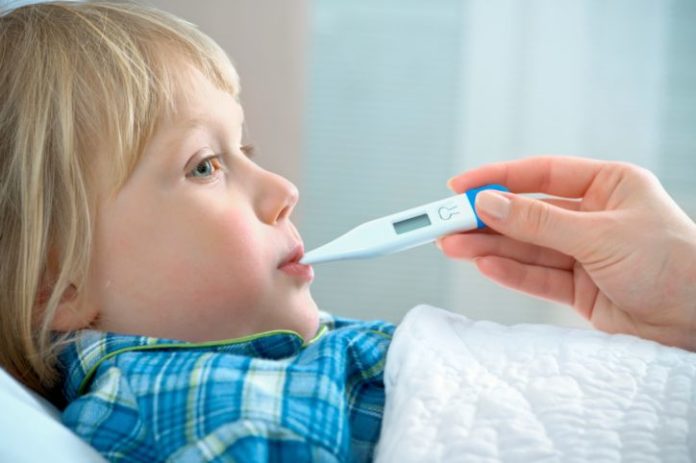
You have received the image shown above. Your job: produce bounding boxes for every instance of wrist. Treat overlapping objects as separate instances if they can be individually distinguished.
[660,229,696,351]
[677,235,696,351]
[687,242,696,350]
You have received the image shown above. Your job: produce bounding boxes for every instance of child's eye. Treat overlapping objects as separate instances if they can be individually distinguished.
[188,156,224,178]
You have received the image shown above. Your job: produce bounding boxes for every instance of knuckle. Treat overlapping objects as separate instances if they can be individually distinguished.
[615,161,659,187]
[520,199,552,236]
[635,166,660,187]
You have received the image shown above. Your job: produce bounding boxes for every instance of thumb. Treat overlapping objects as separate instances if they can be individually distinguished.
[475,191,587,257]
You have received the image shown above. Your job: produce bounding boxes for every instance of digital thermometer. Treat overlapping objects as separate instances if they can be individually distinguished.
[299,184,508,265]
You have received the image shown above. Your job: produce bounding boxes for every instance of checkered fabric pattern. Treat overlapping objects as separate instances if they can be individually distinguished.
[59,313,394,462]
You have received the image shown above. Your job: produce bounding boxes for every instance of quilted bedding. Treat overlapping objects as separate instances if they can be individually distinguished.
[375,305,696,462]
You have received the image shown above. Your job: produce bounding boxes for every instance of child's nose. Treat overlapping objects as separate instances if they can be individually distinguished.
[254,167,299,225]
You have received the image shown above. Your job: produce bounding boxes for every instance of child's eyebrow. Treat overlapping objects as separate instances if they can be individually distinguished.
[158,114,244,155]
[174,112,245,138]
[177,116,215,134]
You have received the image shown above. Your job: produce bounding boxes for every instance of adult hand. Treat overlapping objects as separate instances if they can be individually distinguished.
[438,156,696,351]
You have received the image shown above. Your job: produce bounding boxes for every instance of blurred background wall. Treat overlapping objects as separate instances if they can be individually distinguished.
[4,0,695,327]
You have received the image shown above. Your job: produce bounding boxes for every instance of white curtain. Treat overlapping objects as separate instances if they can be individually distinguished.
[303,0,694,326]
[450,0,681,326]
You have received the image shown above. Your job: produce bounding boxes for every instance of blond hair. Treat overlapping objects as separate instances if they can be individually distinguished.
[0,0,239,397]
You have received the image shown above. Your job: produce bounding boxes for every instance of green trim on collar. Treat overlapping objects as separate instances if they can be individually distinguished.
[77,325,328,395]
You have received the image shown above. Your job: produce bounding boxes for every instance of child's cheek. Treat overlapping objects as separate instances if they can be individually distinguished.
[191,208,268,291]
[174,212,270,331]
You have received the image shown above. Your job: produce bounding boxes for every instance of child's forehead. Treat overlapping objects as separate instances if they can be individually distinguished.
[143,73,244,164]
[158,63,242,128]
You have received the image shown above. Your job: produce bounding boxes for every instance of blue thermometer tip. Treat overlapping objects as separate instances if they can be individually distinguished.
[465,184,509,228]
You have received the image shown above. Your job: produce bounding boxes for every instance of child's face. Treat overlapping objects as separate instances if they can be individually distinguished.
[74,66,318,342]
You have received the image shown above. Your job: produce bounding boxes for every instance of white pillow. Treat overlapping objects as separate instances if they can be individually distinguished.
[0,367,106,462]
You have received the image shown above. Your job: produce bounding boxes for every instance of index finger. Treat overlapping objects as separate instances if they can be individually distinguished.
[448,155,605,198]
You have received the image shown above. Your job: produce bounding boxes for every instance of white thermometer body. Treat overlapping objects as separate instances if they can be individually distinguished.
[300,184,508,265]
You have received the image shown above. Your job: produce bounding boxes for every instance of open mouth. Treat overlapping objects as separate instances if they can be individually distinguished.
[278,243,304,268]
[278,243,314,282]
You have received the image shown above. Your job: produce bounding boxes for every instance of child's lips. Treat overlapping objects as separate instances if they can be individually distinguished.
[279,261,314,282]
[278,243,305,268]
[278,243,314,282]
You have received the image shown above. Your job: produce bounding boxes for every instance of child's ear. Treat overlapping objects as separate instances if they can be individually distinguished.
[47,284,96,332]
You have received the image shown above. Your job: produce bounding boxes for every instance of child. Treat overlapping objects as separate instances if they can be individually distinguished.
[0,1,393,461]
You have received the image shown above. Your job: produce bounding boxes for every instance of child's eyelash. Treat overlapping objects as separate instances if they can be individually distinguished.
[240,144,255,158]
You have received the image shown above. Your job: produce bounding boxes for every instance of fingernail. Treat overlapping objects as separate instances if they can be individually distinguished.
[435,238,443,250]
[446,178,455,191]
[476,191,510,220]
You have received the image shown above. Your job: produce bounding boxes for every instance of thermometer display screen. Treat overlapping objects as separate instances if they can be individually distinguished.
[393,213,431,235]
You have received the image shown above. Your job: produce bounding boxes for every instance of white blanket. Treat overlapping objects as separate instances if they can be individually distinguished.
[375,305,696,462]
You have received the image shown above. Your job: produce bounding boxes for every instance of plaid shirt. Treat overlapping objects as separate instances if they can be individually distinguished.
[59,313,394,462]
